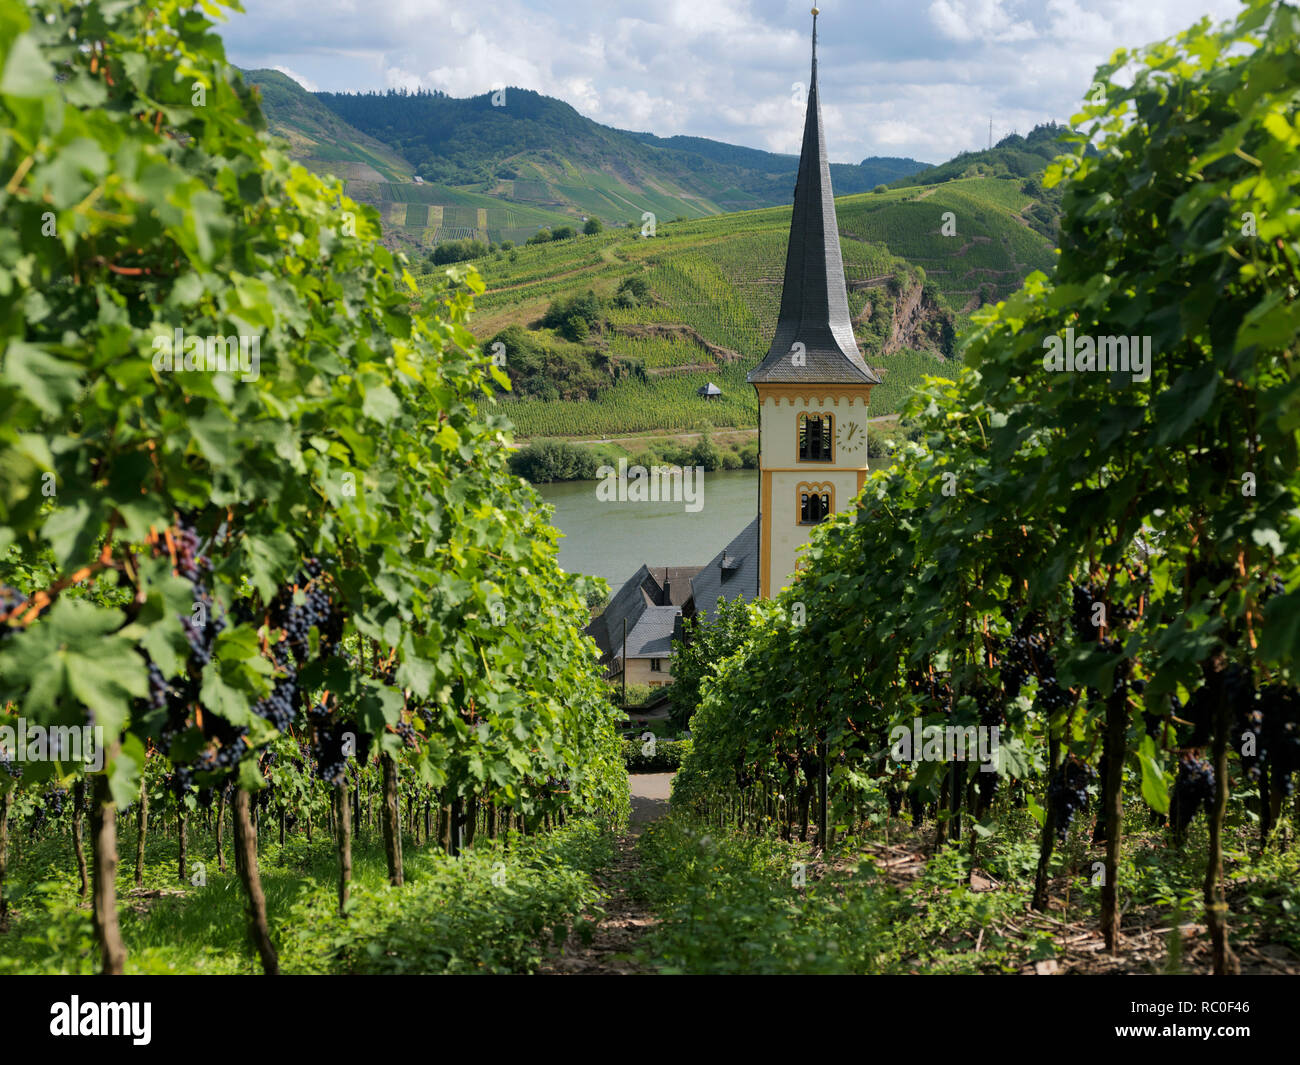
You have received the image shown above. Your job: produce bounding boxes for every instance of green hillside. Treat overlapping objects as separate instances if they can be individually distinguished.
[440,174,1056,438]
[620,131,927,194]
[245,69,412,184]
[246,71,574,254]
[314,87,930,220]
[313,87,733,218]
[251,74,935,258]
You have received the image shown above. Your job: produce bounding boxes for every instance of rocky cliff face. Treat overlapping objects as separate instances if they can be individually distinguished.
[857,275,956,359]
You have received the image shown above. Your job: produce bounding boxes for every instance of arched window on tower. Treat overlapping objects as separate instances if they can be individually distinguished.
[797,482,833,524]
[797,412,833,462]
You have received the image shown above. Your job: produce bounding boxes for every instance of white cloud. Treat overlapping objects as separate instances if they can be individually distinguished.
[225,0,1249,165]
[928,0,1038,43]
[272,65,319,92]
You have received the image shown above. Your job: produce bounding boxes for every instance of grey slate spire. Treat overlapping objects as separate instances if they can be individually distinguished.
[747,10,879,385]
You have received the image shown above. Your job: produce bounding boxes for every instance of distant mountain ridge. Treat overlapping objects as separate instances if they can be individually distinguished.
[247,69,933,253]
[310,84,932,214]
[618,130,927,194]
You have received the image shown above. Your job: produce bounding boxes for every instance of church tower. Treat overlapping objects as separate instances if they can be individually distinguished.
[749,8,879,599]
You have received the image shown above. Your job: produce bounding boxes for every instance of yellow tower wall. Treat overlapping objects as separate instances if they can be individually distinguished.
[756,385,873,598]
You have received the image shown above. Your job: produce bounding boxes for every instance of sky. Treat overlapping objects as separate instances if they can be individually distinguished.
[221,0,1246,165]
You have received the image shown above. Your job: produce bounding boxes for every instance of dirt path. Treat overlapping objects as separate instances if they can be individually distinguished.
[540,773,672,974]
[629,772,673,831]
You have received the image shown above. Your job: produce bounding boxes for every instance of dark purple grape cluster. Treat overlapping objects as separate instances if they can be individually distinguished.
[176,516,224,668]
[165,767,195,797]
[309,699,363,784]
[999,631,1033,698]
[145,661,170,713]
[1254,684,1300,796]
[1170,753,1216,835]
[394,719,418,749]
[45,786,67,818]
[255,674,299,733]
[29,786,67,833]
[172,520,205,582]
[998,610,1077,714]
[141,516,226,762]
[245,558,345,736]
[1070,582,1103,643]
[1048,757,1095,842]
[192,735,249,774]
[971,683,1001,728]
[1232,668,1265,782]
[1070,578,1142,646]
[268,560,343,665]
[0,583,25,638]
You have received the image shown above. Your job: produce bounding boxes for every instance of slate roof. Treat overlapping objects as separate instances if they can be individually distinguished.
[689,517,760,622]
[747,16,880,387]
[616,605,682,660]
[587,563,657,659]
[650,565,703,607]
[587,564,702,660]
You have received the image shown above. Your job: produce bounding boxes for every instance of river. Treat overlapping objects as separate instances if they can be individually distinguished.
[536,469,759,588]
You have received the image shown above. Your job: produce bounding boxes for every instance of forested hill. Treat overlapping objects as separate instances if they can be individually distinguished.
[618,130,927,194]
[249,71,933,249]
[312,85,930,209]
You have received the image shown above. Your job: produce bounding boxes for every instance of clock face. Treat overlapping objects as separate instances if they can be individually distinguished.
[836,420,863,452]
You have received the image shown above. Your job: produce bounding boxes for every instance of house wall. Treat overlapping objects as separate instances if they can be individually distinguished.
[614,656,674,688]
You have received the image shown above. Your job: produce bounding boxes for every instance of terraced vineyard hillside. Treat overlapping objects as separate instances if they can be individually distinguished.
[246,69,577,254]
[442,176,1057,437]
[349,180,576,251]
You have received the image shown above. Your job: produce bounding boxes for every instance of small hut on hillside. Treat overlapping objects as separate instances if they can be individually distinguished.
[697,382,722,400]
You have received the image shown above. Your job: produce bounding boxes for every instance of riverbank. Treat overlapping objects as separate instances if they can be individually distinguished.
[513,415,905,485]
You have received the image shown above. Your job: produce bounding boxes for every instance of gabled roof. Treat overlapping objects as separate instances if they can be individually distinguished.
[747,15,880,387]
[588,563,657,659]
[650,565,704,607]
[616,605,681,660]
[588,563,703,659]
[689,517,759,621]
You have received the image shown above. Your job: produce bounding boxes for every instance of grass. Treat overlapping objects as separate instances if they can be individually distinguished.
[0,816,618,975]
[631,801,1300,975]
